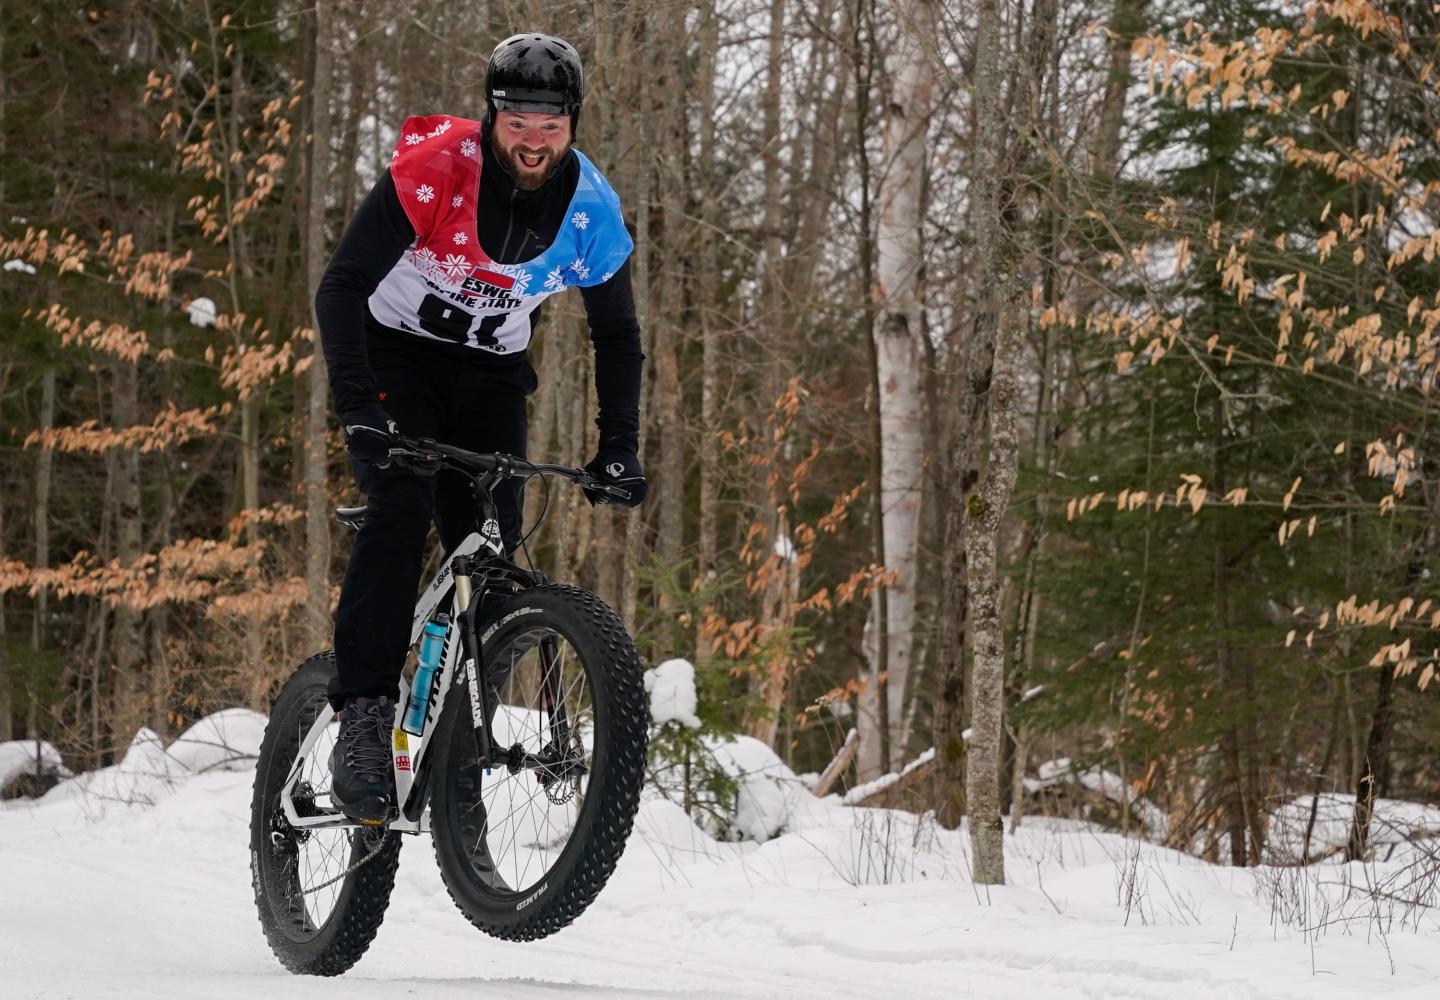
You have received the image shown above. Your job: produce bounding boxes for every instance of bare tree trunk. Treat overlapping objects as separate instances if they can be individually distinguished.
[112,361,146,743]
[618,8,655,632]
[560,326,592,580]
[1347,500,1436,859]
[0,501,7,741]
[304,0,335,652]
[1211,394,1251,866]
[857,0,931,781]
[964,0,1027,886]
[1346,660,1396,861]
[200,5,266,696]
[0,20,8,742]
[26,368,58,736]
[1091,0,1141,176]
[742,0,791,743]
[0,488,7,741]
[652,17,685,577]
[696,0,721,584]
[1301,680,1344,861]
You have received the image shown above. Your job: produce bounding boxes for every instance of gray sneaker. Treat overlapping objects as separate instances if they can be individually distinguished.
[330,695,395,824]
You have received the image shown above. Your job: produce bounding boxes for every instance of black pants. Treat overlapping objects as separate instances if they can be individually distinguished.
[329,331,536,709]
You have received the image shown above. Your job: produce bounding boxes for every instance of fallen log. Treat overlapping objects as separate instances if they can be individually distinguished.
[811,728,860,797]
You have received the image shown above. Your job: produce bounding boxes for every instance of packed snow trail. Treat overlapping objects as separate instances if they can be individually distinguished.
[2,747,1437,998]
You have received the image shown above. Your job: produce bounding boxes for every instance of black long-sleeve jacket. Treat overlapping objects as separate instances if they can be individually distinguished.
[314,132,642,451]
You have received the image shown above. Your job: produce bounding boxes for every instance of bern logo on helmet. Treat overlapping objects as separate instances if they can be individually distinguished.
[605,462,625,478]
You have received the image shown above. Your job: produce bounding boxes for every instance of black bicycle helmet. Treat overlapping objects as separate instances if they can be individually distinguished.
[485,33,584,130]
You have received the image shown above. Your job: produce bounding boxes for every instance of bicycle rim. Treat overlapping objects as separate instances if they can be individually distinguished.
[266,690,366,935]
[451,625,597,896]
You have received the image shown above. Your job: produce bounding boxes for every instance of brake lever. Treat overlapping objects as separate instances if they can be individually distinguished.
[388,446,443,476]
[577,474,631,503]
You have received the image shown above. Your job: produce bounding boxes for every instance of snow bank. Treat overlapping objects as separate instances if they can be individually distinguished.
[1266,792,1440,863]
[644,658,701,729]
[40,727,186,817]
[19,709,266,816]
[648,729,832,843]
[166,708,266,773]
[708,734,823,842]
[630,796,750,874]
[0,740,70,794]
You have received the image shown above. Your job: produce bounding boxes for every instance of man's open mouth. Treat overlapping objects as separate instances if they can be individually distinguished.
[518,150,546,169]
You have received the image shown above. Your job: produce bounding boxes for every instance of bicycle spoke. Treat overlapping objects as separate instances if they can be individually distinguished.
[450,625,599,896]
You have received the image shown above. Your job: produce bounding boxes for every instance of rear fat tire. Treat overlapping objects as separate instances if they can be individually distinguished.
[429,584,647,941]
[249,651,402,975]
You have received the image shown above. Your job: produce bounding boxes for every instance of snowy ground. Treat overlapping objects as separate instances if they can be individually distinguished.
[3,727,1438,999]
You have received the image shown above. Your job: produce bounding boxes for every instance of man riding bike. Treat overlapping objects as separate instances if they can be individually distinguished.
[314,33,646,824]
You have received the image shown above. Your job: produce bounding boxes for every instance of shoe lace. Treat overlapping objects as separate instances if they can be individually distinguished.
[340,701,393,778]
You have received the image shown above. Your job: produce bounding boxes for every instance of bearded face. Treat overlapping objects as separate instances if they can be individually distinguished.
[491,111,573,190]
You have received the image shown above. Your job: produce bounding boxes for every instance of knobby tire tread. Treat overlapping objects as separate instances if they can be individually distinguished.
[432,584,646,941]
[250,650,402,976]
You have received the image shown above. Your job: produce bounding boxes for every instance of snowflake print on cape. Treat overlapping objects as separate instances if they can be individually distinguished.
[544,267,566,293]
[441,253,471,280]
[451,194,464,208]
[460,138,478,158]
[509,269,534,294]
[415,184,436,204]
[428,119,452,137]
[570,211,590,230]
[452,232,467,245]
[409,248,440,277]
[601,271,614,283]
[404,133,424,146]
[567,258,590,282]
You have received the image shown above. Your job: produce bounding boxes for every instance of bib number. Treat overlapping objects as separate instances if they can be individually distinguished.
[416,294,506,348]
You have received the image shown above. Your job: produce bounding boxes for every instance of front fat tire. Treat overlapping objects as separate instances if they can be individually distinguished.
[430,584,647,941]
[249,650,402,975]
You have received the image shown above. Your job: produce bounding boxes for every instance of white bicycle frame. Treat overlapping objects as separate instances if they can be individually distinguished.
[279,518,503,834]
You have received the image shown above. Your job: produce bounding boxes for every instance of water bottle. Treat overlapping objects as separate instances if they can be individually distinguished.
[403,613,450,734]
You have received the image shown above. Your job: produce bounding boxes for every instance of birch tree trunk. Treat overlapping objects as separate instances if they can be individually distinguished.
[304,0,335,651]
[112,360,146,744]
[856,0,932,782]
[963,0,1028,886]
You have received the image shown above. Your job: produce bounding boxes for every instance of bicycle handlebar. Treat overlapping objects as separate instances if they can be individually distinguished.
[385,435,633,502]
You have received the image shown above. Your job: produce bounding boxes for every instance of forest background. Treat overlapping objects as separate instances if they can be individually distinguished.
[1,0,1437,879]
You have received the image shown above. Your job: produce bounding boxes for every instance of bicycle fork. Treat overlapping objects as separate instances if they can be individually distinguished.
[453,553,497,770]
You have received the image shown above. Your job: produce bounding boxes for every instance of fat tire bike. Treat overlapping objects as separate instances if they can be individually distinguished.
[249,436,648,975]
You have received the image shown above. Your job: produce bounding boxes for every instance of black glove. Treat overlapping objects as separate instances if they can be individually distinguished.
[583,448,647,508]
[341,402,398,468]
